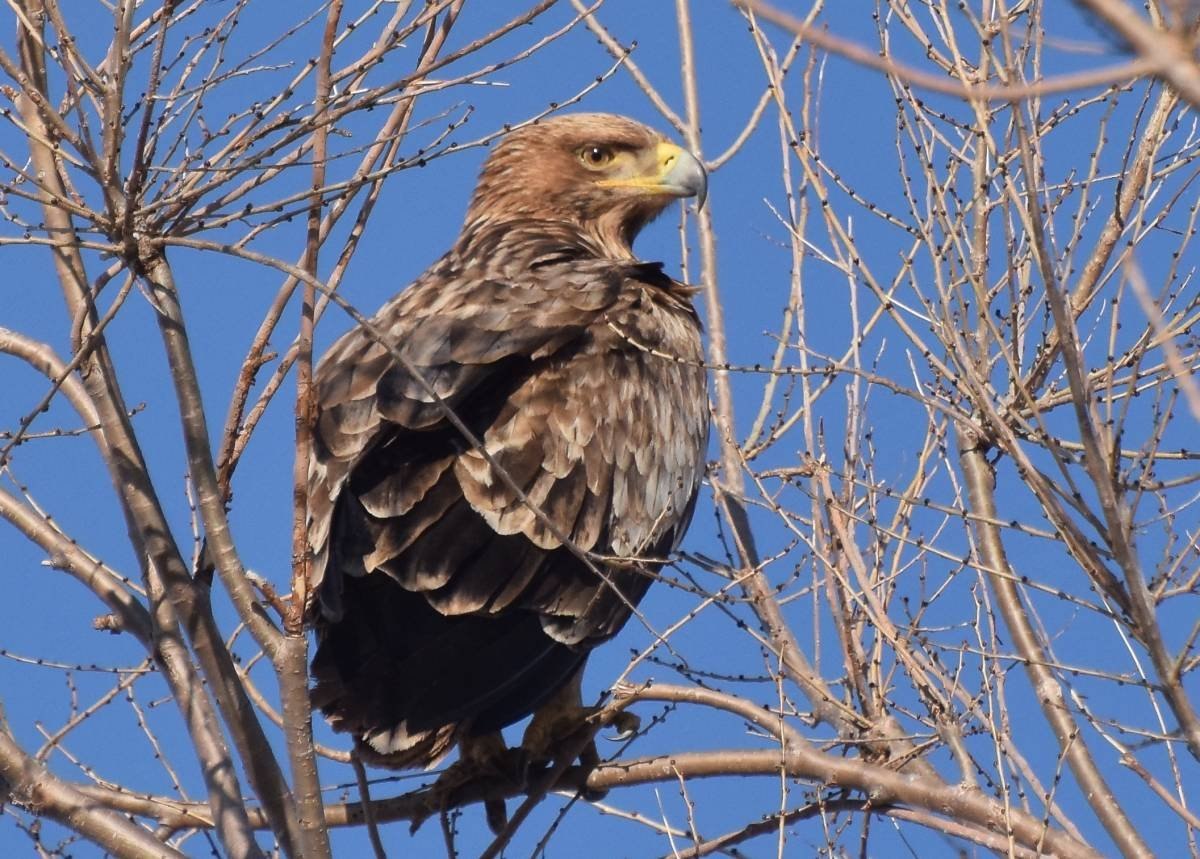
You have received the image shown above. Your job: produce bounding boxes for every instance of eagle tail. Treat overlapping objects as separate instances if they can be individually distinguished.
[357,722,458,770]
[310,652,460,769]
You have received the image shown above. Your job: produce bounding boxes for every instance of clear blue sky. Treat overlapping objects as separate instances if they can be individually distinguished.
[0,2,1189,856]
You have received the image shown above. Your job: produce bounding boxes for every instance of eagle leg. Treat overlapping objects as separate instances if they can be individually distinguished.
[430,731,525,834]
[520,667,617,800]
[521,666,591,763]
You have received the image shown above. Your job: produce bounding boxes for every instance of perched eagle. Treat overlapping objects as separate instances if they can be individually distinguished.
[308,113,709,780]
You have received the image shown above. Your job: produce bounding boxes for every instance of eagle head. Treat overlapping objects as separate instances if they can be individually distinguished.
[464,113,707,256]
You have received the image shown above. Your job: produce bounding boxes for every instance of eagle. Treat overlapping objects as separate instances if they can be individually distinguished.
[308,113,709,795]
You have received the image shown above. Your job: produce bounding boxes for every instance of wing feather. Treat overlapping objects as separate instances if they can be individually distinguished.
[310,220,708,754]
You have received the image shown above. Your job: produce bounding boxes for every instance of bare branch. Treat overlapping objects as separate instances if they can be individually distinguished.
[0,703,186,859]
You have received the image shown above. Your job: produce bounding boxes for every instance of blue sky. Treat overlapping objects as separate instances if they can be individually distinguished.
[1,2,1194,856]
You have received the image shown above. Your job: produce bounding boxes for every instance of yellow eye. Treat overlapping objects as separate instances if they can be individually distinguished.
[579,144,615,168]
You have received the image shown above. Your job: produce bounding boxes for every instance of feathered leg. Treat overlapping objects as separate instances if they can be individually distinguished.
[431,731,523,834]
[521,668,643,800]
[521,667,594,768]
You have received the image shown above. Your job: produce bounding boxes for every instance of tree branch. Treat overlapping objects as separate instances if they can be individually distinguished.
[958,424,1148,857]
[0,703,186,859]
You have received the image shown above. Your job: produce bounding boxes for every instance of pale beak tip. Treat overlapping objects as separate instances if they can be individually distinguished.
[663,147,708,209]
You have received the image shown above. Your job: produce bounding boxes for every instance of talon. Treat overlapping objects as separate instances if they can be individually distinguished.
[579,737,600,771]
[581,783,609,802]
[605,710,641,741]
[484,798,508,835]
[508,745,533,783]
[578,737,607,801]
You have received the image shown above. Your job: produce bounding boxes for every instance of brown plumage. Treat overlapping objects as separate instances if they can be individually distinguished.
[308,113,709,770]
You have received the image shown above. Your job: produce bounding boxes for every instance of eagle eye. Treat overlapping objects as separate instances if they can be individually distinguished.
[578,144,615,169]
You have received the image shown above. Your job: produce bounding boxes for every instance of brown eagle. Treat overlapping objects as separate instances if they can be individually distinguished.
[308,113,709,783]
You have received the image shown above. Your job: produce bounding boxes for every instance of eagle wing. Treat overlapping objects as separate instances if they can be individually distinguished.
[308,225,707,758]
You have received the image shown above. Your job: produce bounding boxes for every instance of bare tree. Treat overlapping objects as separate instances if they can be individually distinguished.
[2,1,1199,856]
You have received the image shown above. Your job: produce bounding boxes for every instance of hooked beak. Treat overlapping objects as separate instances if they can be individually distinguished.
[655,141,708,208]
[598,141,708,208]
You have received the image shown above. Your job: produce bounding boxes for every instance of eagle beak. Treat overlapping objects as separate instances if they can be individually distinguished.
[655,141,708,208]
[597,141,708,208]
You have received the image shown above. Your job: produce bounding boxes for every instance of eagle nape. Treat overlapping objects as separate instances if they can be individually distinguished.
[306,113,709,831]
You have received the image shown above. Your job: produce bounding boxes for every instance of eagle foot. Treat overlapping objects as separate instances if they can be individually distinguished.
[578,709,641,801]
[523,703,623,802]
[523,715,609,802]
[603,709,642,742]
[522,703,599,766]
[429,734,528,834]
